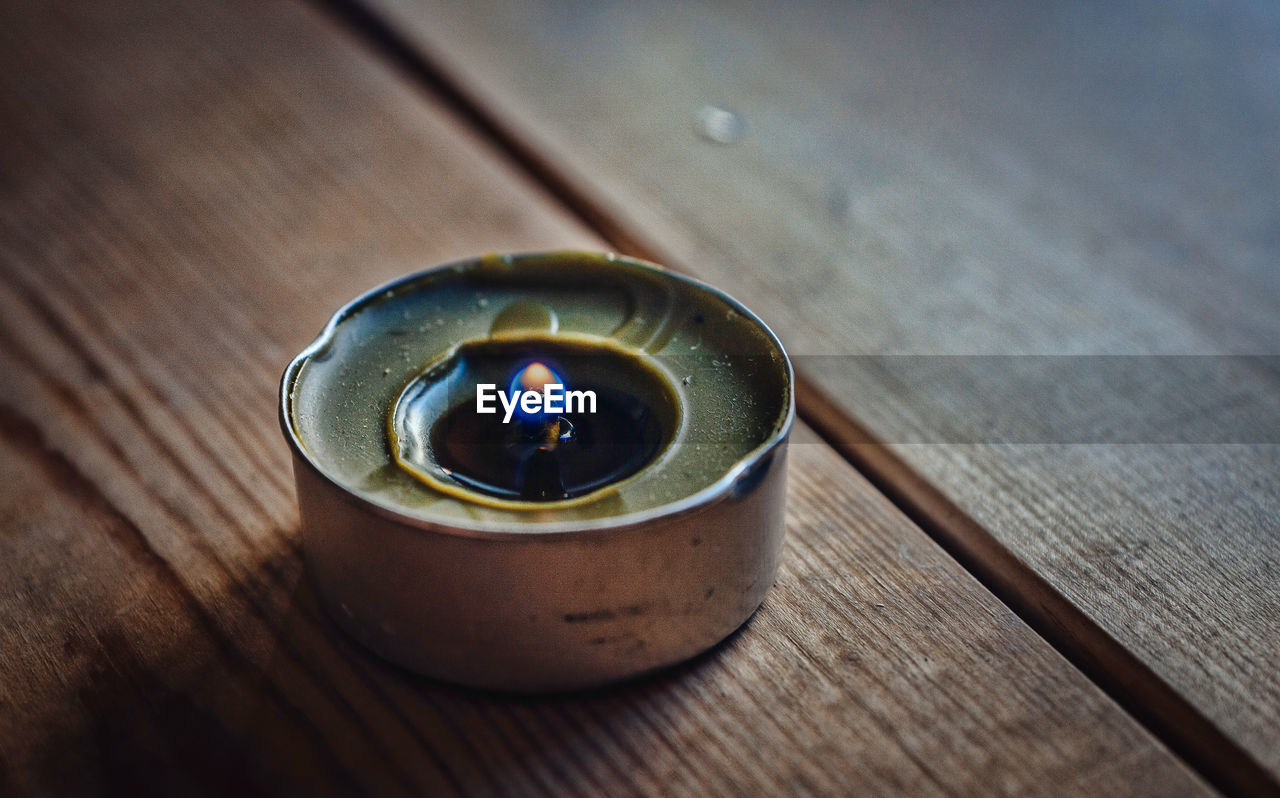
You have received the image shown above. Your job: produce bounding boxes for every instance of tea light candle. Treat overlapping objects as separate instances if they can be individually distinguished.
[281,252,793,691]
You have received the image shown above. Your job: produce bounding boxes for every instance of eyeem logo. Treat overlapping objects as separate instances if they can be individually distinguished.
[476,362,597,423]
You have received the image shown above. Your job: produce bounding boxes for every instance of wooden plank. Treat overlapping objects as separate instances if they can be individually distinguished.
[353,0,1280,793]
[0,0,1211,794]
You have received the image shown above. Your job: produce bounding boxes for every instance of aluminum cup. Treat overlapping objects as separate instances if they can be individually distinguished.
[280,252,793,691]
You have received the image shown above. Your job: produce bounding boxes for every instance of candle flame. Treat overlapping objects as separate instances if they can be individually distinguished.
[508,361,566,423]
[513,361,558,393]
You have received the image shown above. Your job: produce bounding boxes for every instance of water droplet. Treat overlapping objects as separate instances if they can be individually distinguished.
[383,367,391,376]
[694,105,747,144]
[827,184,854,221]
[682,375,693,385]
[477,296,489,308]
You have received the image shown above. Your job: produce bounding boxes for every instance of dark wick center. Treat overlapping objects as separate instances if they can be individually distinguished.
[431,385,665,501]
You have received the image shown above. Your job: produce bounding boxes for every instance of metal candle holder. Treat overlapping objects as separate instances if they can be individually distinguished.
[280,252,793,691]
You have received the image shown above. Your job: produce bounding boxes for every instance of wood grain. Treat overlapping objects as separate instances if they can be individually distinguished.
[355,0,1280,792]
[0,0,1212,794]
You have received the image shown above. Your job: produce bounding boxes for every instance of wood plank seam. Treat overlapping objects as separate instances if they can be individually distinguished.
[306,1,1278,795]
[797,383,1278,798]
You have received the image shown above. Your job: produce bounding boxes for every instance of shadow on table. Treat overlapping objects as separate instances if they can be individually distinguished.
[254,564,760,794]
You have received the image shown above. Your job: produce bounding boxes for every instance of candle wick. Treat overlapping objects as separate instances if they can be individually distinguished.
[532,415,574,450]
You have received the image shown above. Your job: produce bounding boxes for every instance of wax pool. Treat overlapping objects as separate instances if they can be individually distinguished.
[288,252,790,523]
[424,346,674,502]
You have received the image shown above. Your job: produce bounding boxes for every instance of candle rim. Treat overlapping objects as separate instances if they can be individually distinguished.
[280,250,794,536]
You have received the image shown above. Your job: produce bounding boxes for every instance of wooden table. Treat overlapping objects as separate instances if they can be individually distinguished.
[1,0,1275,795]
